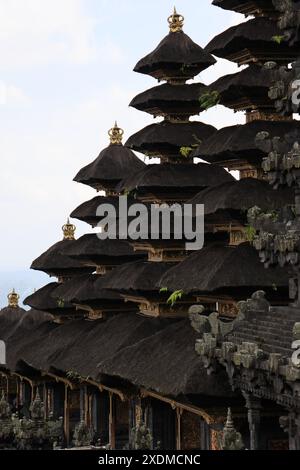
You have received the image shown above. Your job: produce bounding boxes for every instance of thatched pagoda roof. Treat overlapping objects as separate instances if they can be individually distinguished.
[31,239,94,277]
[99,319,234,397]
[130,83,207,118]
[193,120,300,167]
[159,243,289,295]
[208,64,275,111]
[134,31,216,81]
[51,274,121,306]
[126,121,216,160]
[212,0,278,16]
[24,283,76,315]
[0,306,27,324]
[100,260,171,294]
[205,17,298,64]
[74,144,145,191]
[63,234,146,266]
[70,196,139,227]
[189,178,294,215]
[1,310,233,397]
[117,163,234,198]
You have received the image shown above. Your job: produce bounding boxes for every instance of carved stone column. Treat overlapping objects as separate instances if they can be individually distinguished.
[243,392,262,450]
[280,411,300,450]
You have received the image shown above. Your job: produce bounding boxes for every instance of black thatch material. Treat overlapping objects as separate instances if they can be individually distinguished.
[193,120,300,166]
[99,319,234,397]
[207,64,275,110]
[24,283,75,315]
[159,243,289,295]
[73,144,145,191]
[212,0,277,15]
[0,306,27,324]
[2,314,168,380]
[70,196,139,227]
[31,239,94,277]
[134,31,216,80]
[99,261,171,294]
[51,275,121,305]
[189,178,294,214]
[205,17,297,62]
[63,234,146,265]
[126,121,216,159]
[117,163,234,196]
[1,311,233,397]
[227,306,300,356]
[130,83,207,117]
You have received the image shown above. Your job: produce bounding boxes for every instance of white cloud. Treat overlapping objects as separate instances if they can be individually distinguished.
[0,0,99,67]
[0,81,30,106]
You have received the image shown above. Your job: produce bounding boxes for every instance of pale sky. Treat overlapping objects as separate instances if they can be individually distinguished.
[0,0,246,306]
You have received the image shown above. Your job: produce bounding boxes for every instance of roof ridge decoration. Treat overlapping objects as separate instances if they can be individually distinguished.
[7,288,20,308]
[108,122,124,145]
[168,7,184,33]
[62,218,76,241]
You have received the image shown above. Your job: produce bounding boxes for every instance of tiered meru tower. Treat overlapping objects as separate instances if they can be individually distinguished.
[2,4,300,451]
[158,3,298,318]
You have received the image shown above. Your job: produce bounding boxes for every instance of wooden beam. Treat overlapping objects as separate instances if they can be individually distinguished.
[140,388,215,424]
[85,378,126,402]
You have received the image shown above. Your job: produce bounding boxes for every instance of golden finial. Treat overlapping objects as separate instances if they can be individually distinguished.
[62,218,76,240]
[7,289,20,308]
[108,122,124,145]
[168,7,184,33]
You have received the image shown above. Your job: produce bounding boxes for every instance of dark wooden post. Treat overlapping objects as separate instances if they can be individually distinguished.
[109,392,116,449]
[176,408,183,450]
[64,384,70,447]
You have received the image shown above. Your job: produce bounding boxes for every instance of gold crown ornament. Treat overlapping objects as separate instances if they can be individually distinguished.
[168,7,184,33]
[108,122,124,145]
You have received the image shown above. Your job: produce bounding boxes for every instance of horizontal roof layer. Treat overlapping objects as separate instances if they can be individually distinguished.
[31,239,94,277]
[130,82,207,118]
[0,310,233,397]
[74,144,145,191]
[159,243,289,295]
[134,31,216,81]
[189,177,294,214]
[117,163,234,195]
[212,0,278,15]
[205,17,298,63]
[192,120,300,167]
[208,64,276,111]
[126,121,216,160]
[63,234,146,265]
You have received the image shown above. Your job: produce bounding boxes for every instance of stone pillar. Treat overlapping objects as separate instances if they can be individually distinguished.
[243,393,262,450]
[280,411,300,450]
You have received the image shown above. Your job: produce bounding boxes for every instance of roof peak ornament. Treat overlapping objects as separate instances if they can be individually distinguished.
[168,7,184,33]
[7,289,20,308]
[62,218,76,240]
[108,122,124,145]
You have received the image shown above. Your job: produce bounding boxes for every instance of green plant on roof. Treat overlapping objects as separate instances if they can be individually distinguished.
[167,290,184,307]
[180,143,198,158]
[159,287,169,294]
[245,225,256,242]
[180,147,193,158]
[272,35,285,44]
[199,91,220,110]
[57,298,65,308]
